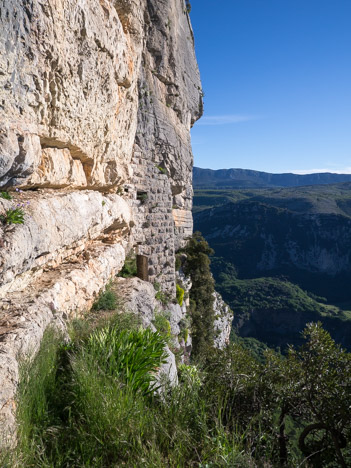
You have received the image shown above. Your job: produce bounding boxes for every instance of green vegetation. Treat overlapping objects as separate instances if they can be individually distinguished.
[194,182,351,216]
[231,333,272,363]
[87,324,168,396]
[154,281,171,306]
[152,310,172,343]
[92,284,118,311]
[176,283,185,306]
[193,185,351,350]
[156,165,167,175]
[0,190,12,200]
[218,271,331,317]
[204,323,351,467]
[175,253,182,271]
[0,207,25,224]
[118,251,137,278]
[10,315,169,467]
[8,313,351,467]
[137,191,148,203]
[213,258,351,350]
[183,232,216,358]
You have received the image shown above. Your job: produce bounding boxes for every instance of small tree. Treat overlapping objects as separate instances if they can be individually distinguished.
[288,323,351,467]
[184,232,215,359]
[266,323,351,467]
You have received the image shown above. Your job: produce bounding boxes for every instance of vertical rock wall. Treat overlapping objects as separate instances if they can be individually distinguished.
[128,0,202,292]
[0,0,202,445]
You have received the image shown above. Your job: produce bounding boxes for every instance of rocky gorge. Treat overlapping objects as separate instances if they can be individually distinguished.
[0,0,232,447]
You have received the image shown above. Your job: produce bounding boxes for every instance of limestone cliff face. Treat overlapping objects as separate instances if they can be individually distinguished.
[0,0,144,189]
[0,0,202,445]
[128,0,202,290]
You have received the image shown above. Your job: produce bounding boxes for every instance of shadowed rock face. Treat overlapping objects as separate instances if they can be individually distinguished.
[0,0,202,445]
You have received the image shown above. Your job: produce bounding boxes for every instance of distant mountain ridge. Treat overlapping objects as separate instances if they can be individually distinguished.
[193,167,351,188]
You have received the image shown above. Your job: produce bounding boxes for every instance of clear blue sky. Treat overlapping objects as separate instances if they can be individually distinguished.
[190,0,351,174]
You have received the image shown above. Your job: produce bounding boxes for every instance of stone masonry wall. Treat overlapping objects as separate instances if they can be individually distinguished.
[127,144,176,292]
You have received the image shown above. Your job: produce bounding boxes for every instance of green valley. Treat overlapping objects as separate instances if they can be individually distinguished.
[193,182,351,350]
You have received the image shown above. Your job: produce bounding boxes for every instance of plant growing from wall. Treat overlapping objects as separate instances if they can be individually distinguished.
[176,283,185,306]
[156,165,167,175]
[137,191,148,203]
[154,281,171,306]
[0,207,25,225]
[92,284,118,311]
[0,191,12,200]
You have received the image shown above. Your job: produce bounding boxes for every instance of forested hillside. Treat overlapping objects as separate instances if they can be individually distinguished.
[194,183,351,350]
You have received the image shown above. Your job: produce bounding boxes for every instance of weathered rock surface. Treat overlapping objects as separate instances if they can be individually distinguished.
[114,276,158,328]
[0,191,131,292]
[0,242,126,446]
[0,0,145,189]
[0,0,203,446]
[213,292,233,350]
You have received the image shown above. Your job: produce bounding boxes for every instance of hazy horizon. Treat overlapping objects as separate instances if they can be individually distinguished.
[194,166,351,175]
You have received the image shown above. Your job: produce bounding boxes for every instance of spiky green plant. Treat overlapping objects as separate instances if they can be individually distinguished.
[87,325,168,396]
[0,191,12,200]
[0,208,25,224]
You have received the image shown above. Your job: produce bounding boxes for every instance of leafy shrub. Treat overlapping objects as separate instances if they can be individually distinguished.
[176,283,185,306]
[92,287,118,311]
[0,208,25,224]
